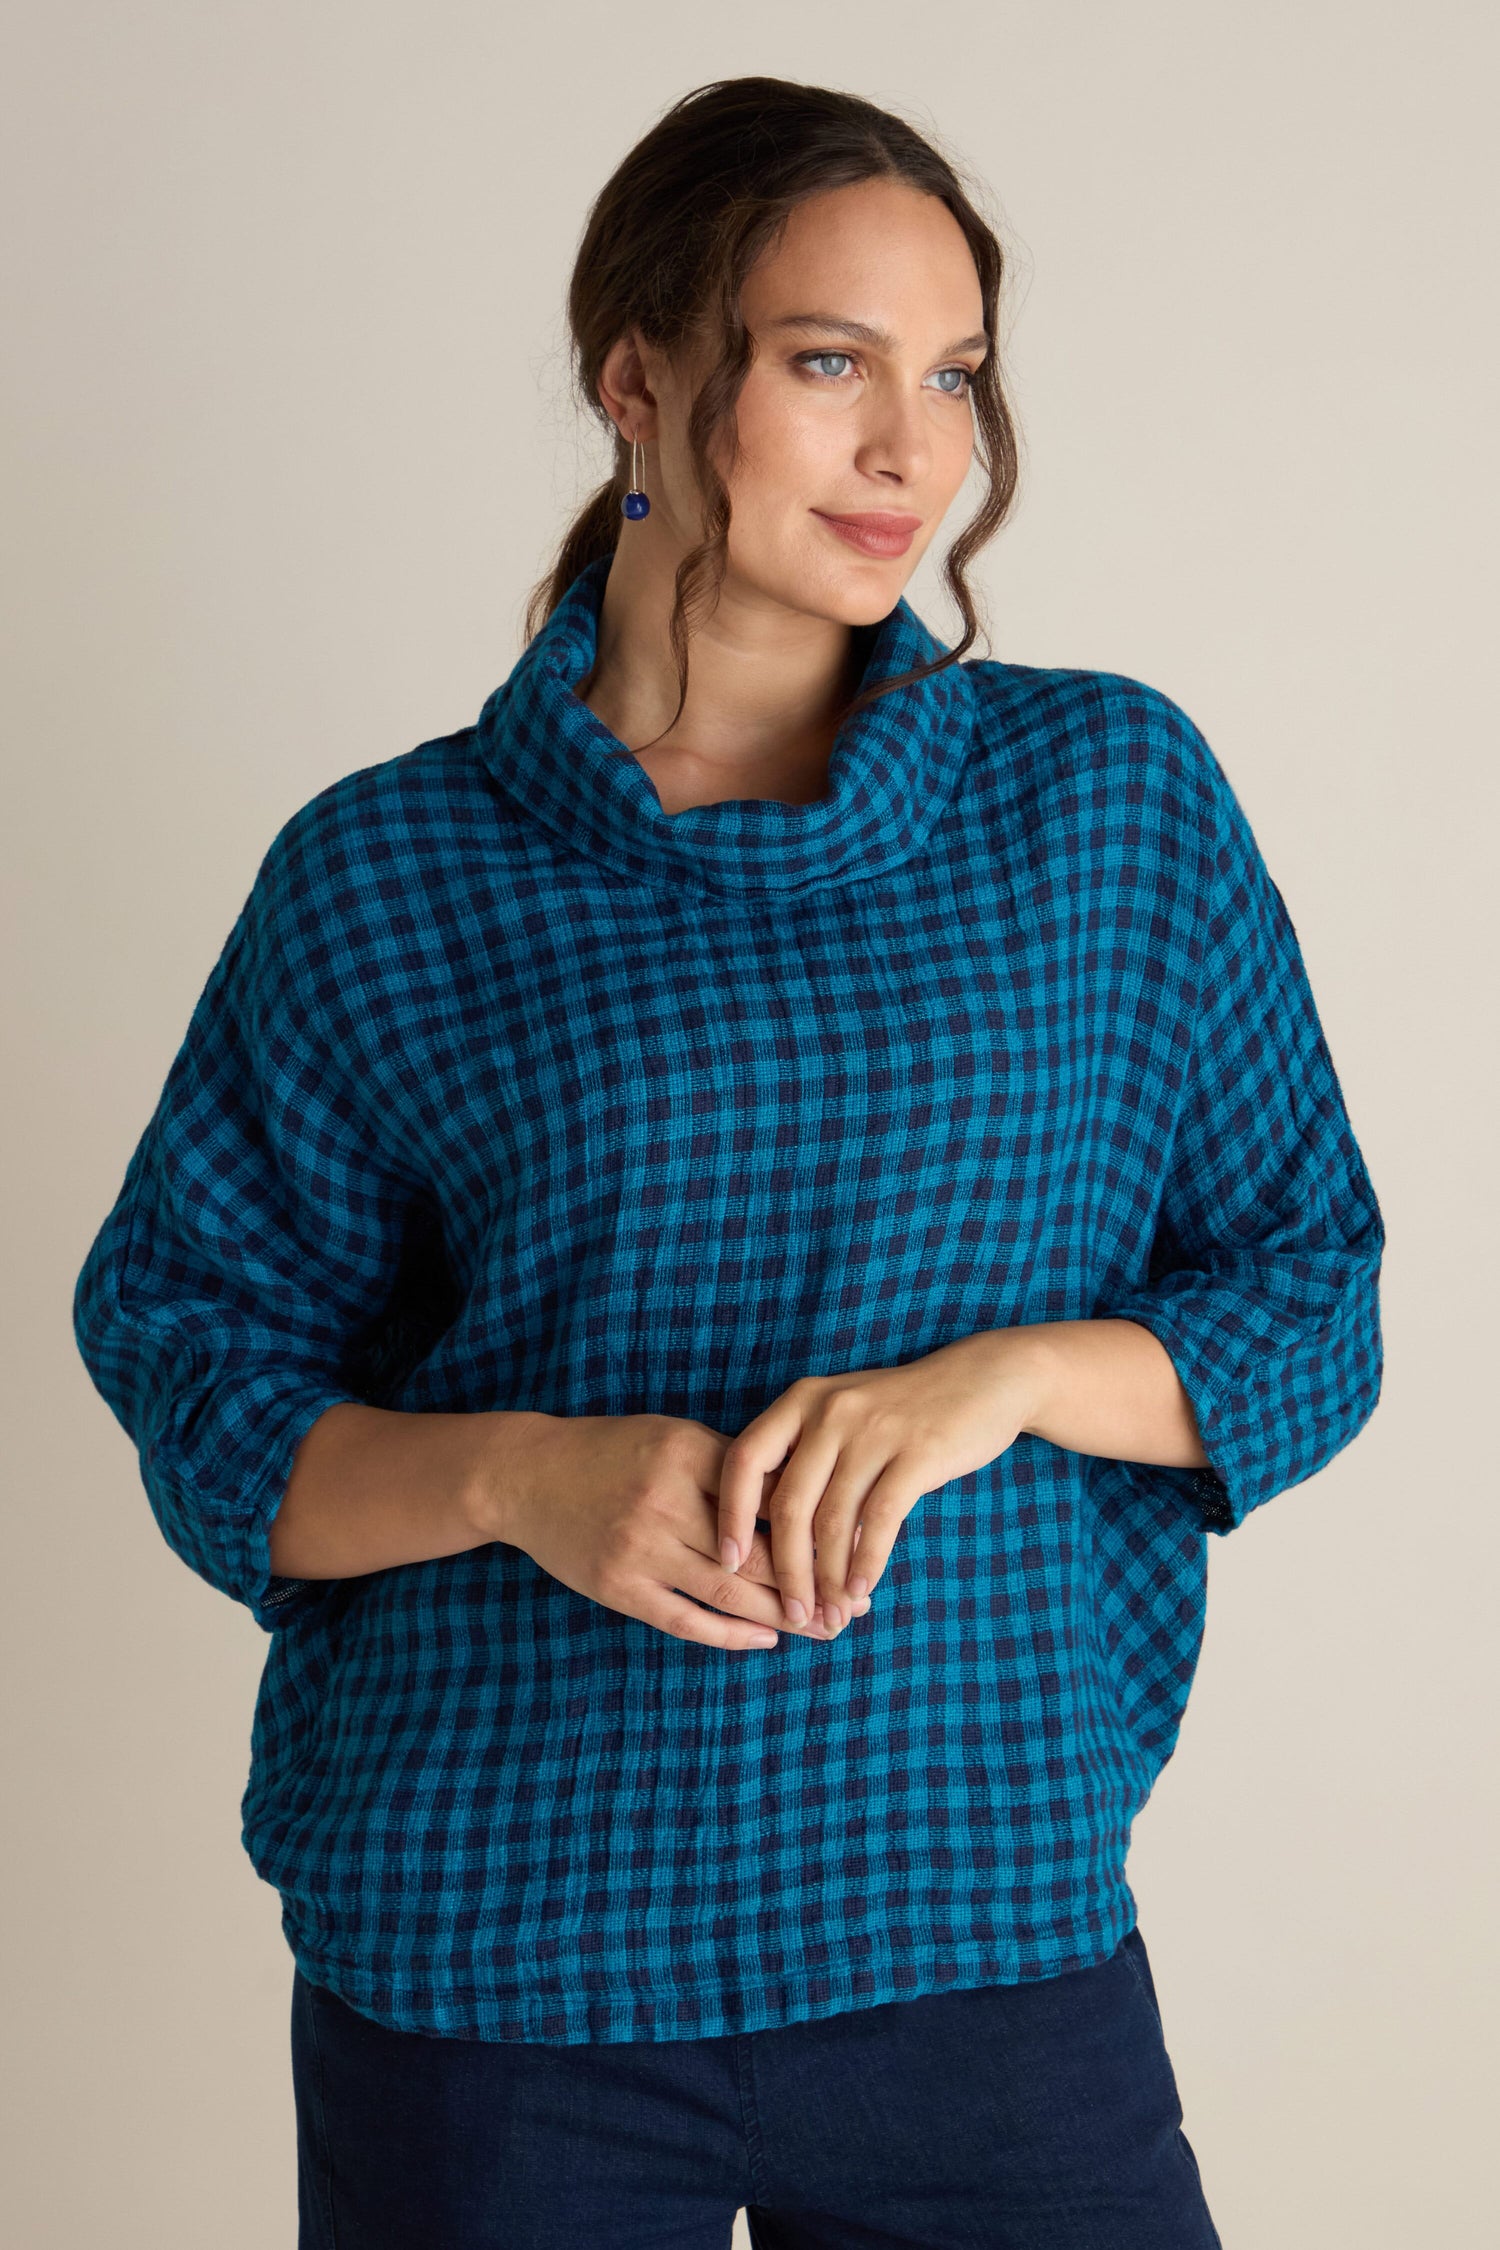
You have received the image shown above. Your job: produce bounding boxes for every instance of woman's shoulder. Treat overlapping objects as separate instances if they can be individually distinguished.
[224,729,504,1026]
[252,728,491,902]
[960,654,1232,839]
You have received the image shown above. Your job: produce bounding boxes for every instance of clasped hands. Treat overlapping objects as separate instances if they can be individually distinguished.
[713,1325,1052,1641]
[499,1316,1199,1652]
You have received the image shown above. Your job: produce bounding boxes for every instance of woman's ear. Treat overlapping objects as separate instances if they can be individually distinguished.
[596,328,659,445]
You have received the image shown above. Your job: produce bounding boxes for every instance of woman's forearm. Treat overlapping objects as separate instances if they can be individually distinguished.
[267,1401,551,1581]
[267,1317,1206,1586]
[1007,1317,1211,1469]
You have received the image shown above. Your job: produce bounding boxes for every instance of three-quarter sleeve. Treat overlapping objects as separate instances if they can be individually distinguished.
[72,844,430,1629]
[1102,756,1386,1535]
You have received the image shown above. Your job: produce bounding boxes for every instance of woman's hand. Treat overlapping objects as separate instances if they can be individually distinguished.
[714,1328,1053,1636]
[494,1410,853,1650]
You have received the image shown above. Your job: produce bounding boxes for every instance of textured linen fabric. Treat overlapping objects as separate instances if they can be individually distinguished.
[73,553,1385,2045]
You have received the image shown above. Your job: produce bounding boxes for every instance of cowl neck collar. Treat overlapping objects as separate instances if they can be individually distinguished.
[473,554,978,899]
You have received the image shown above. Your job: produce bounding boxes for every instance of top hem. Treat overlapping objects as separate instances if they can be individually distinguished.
[278,1894,1140,2047]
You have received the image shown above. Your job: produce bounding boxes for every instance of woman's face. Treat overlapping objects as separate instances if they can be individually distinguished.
[647,177,988,627]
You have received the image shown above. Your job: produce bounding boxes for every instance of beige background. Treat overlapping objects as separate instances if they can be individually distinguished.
[5,4,1495,2243]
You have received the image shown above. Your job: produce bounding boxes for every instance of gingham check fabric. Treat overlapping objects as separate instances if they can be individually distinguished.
[73,554,1385,2044]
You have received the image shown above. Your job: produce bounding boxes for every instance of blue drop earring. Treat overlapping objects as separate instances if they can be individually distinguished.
[621,429,650,520]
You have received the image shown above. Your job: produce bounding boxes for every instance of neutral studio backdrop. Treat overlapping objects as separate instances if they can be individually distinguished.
[5,4,1495,2244]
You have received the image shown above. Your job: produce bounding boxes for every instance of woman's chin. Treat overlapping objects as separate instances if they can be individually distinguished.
[754,555,914,629]
[816,579,913,628]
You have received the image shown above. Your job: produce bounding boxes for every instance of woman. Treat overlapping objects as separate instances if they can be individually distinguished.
[73,74,1383,2250]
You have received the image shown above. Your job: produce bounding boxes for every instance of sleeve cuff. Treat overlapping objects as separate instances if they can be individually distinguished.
[1107,1299,1265,1534]
[143,1380,367,1633]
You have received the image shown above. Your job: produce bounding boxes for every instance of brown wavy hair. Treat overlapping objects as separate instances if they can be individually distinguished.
[523,75,1022,738]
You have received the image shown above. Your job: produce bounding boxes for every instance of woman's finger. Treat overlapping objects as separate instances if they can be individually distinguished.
[761,1425,845,1626]
[633,1584,785,1650]
[795,1445,894,1626]
[829,1460,929,1602]
[714,1391,810,1579]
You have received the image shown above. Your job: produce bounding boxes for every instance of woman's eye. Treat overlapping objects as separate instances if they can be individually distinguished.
[796,352,974,398]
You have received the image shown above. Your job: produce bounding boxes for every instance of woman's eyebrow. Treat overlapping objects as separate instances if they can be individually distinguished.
[767,313,988,355]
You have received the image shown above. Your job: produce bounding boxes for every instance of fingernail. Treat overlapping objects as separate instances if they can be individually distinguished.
[749,1629,778,1647]
[825,1604,843,1631]
[785,1596,807,1624]
[849,1576,868,1601]
[721,1537,741,1573]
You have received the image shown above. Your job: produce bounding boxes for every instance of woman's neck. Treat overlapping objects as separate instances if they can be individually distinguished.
[570,545,868,813]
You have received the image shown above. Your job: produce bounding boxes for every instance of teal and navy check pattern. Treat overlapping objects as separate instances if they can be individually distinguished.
[73,556,1385,2044]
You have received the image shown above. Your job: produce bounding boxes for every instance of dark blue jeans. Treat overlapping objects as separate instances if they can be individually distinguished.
[291,1924,1222,2248]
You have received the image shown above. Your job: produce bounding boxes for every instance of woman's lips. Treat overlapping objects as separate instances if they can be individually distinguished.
[811,511,921,559]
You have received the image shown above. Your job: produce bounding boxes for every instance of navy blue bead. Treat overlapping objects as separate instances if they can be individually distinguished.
[621,490,650,520]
